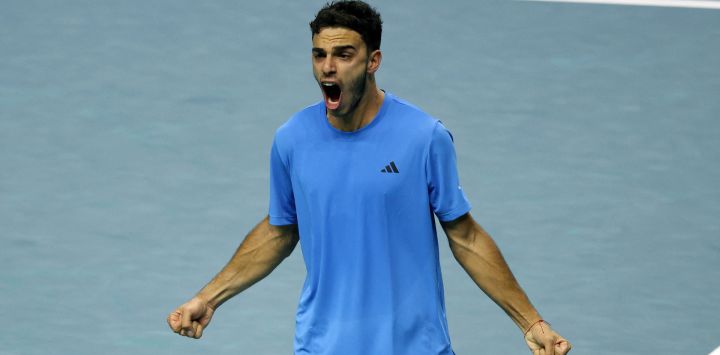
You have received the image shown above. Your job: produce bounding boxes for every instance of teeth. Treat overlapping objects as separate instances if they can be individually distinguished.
[322,82,336,86]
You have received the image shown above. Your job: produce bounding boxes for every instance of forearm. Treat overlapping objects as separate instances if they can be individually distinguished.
[196,216,298,310]
[447,217,540,332]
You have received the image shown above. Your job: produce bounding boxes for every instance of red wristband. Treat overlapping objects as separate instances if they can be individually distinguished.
[524,319,548,337]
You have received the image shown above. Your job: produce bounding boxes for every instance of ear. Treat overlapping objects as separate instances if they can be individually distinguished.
[367,49,382,74]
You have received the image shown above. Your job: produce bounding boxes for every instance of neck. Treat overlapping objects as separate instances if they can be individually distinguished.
[328,82,385,132]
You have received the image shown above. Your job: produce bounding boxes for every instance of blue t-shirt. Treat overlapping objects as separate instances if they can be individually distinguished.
[269,92,471,355]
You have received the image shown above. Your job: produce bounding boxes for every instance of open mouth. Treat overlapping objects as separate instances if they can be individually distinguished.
[321,82,342,110]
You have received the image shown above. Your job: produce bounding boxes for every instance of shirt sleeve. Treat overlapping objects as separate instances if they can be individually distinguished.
[268,137,297,225]
[426,122,472,222]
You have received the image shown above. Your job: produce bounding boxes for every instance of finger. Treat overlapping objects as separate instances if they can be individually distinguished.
[181,306,193,331]
[195,323,205,339]
[184,322,197,338]
[167,310,178,333]
[187,320,200,338]
[167,310,182,332]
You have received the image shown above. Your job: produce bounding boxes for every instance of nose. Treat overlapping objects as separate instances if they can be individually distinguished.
[322,56,336,76]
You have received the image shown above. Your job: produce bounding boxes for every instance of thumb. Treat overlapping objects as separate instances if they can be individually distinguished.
[181,304,194,332]
[555,339,572,354]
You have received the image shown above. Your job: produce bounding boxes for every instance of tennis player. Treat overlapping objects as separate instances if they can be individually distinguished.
[168,1,572,354]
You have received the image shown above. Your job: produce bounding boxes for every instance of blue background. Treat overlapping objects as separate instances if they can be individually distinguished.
[1,1,719,354]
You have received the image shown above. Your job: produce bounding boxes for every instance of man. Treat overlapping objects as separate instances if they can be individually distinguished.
[168,1,572,354]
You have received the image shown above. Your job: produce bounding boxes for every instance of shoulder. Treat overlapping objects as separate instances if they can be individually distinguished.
[384,92,442,137]
[273,101,323,147]
[385,93,455,143]
[386,93,436,125]
[276,101,322,136]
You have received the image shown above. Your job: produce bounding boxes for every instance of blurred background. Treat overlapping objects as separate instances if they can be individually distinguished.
[1,0,718,354]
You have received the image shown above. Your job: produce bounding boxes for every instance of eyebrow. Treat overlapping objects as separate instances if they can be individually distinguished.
[332,45,356,53]
[312,45,357,54]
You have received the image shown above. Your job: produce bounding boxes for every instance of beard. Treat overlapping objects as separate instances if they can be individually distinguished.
[343,69,368,116]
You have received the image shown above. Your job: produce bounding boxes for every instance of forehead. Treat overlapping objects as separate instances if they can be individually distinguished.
[312,27,365,50]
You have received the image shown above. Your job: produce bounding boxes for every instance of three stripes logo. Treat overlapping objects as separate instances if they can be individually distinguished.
[380,161,400,174]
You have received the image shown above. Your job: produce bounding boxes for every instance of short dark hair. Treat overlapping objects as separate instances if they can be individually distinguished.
[309,1,383,52]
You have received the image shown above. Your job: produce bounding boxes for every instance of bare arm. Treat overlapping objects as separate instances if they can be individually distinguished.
[441,212,571,354]
[197,216,299,309]
[167,216,299,339]
[441,212,539,331]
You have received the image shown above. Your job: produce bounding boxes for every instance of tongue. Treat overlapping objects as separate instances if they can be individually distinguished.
[325,94,340,110]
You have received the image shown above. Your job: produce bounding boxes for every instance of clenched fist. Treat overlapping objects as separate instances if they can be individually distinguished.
[167,297,215,339]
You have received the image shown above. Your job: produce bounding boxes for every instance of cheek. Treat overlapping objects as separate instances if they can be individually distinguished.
[345,64,366,82]
[353,67,369,87]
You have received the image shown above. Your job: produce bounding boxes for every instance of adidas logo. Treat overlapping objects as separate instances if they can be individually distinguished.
[380,161,399,174]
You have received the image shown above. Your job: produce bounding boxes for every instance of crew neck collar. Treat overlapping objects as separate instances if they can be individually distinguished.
[322,91,391,136]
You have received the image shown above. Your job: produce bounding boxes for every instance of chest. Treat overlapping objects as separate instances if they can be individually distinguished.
[290,137,426,200]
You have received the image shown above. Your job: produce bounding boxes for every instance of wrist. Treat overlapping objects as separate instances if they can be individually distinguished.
[195,291,219,311]
[523,319,549,337]
[513,310,543,333]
